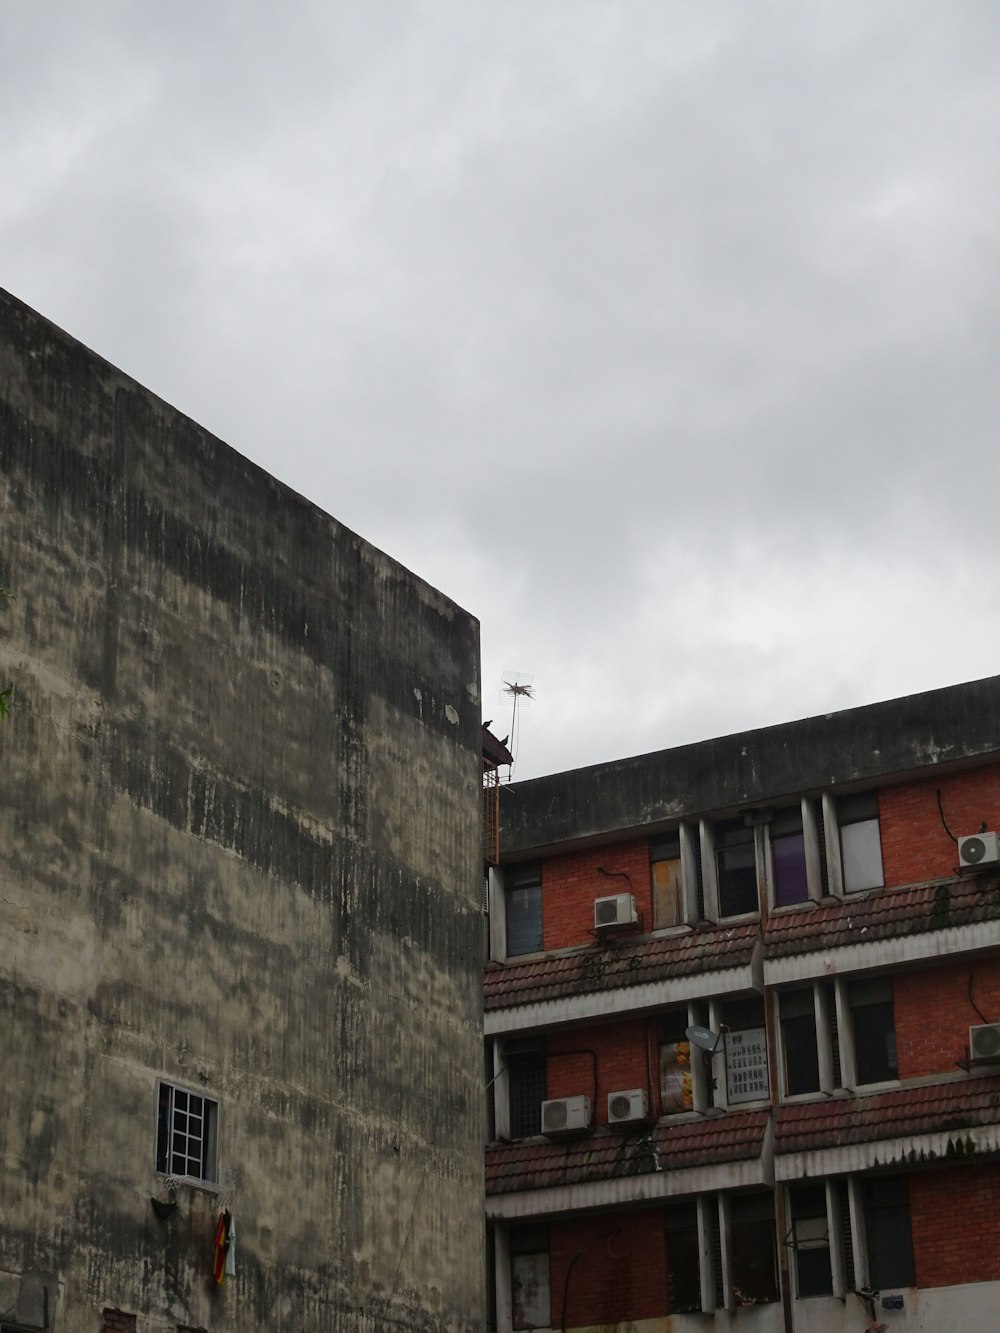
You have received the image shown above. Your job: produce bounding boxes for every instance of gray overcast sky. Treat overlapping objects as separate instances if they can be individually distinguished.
[4,2,1000,779]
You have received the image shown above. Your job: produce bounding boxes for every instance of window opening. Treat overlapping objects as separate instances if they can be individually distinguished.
[156,1081,218,1182]
[838,793,884,894]
[510,1224,550,1331]
[658,1011,694,1113]
[849,979,897,1084]
[780,989,820,1096]
[650,832,683,929]
[506,1042,546,1139]
[723,998,769,1104]
[505,862,543,957]
[864,1176,914,1289]
[666,1202,702,1313]
[772,807,809,906]
[715,819,758,916]
[789,1185,833,1297]
[731,1194,779,1304]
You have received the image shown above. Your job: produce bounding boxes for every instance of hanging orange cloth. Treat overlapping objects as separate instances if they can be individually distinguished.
[212,1210,231,1285]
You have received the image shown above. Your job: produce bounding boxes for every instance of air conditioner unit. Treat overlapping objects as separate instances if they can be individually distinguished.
[594,893,638,930]
[540,1095,592,1137]
[607,1088,649,1126]
[969,1022,1000,1063]
[958,832,1000,869]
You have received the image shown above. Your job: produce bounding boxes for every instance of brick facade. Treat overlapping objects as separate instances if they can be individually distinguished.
[549,1211,668,1327]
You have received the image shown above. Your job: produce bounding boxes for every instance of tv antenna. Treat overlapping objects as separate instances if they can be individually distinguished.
[500,670,535,774]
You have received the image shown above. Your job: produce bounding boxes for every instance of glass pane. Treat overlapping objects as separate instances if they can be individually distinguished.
[731,1195,779,1303]
[718,842,758,916]
[652,856,682,928]
[773,832,809,906]
[666,1203,702,1313]
[660,1040,693,1112]
[782,1010,820,1095]
[852,997,897,1084]
[865,1178,915,1289]
[508,1050,546,1138]
[842,818,884,892]
[506,884,543,956]
[512,1252,550,1330]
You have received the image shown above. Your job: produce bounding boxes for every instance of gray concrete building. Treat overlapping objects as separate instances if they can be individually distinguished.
[0,289,485,1332]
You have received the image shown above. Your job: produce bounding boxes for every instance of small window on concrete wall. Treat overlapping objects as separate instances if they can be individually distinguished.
[838,793,883,893]
[506,862,543,957]
[510,1224,550,1331]
[156,1081,219,1182]
[780,989,820,1096]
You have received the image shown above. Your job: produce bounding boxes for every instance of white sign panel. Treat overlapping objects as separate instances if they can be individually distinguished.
[725,1027,769,1104]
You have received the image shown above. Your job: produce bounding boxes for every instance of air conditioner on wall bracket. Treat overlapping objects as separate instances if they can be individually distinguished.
[958,831,1000,869]
[594,893,638,930]
[607,1088,649,1126]
[969,1022,1000,1063]
[540,1095,592,1137]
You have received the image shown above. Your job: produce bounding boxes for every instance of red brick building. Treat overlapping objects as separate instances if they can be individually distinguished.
[484,676,1000,1332]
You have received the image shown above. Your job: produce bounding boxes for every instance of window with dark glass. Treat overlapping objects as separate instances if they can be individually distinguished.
[731,1194,779,1304]
[789,1185,833,1297]
[666,1202,702,1313]
[715,818,758,916]
[772,806,809,906]
[506,1042,547,1138]
[838,792,884,893]
[156,1081,218,1182]
[780,989,820,1096]
[864,1176,915,1289]
[505,862,543,957]
[650,831,683,928]
[849,978,897,1084]
[510,1224,550,1331]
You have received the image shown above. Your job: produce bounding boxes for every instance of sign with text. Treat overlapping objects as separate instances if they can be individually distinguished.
[725,1027,769,1104]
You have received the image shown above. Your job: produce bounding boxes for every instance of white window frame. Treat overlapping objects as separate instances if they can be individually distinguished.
[155,1078,219,1185]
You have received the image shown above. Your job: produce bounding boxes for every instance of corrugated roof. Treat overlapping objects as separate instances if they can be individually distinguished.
[775,1074,1000,1154]
[763,873,1000,959]
[487,1108,770,1195]
[485,922,759,1011]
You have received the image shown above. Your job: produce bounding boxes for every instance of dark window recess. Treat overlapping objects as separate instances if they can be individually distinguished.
[510,1224,550,1332]
[694,835,706,920]
[506,1043,546,1138]
[716,819,758,916]
[781,989,820,1096]
[666,1202,702,1313]
[711,1205,725,1309]
[731,1194,779,1304]
[156,1082,218,1182]
[850,978,897,1084]
[834,1179,856,1292]
[772,807,809,906]
[789,1185,833,1298]
[506,862,543,957]
[650,831,683,929]
[864,1176,915,1290]
[826,983,843,1088]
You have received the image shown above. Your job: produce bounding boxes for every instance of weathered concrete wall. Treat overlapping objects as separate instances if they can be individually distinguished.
[0,289,485,1332]
[502,675,1000,856]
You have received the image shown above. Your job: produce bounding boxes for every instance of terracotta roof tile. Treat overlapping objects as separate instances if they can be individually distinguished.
[763,872,1000,959]
[485,923,759,1011]
[775,1074,1000,1154]
[486,1108,769,1195]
